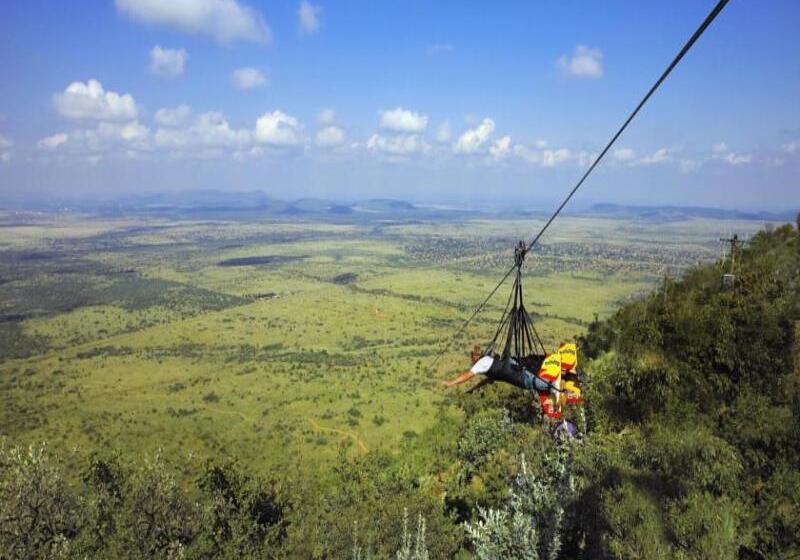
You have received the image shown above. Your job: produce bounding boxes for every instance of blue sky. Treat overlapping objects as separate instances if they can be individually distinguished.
[0,0,798,210]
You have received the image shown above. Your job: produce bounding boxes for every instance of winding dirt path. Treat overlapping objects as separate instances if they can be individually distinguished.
[307,418,368,453]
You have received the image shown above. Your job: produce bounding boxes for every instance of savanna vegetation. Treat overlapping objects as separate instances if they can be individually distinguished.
[2,211,796,558]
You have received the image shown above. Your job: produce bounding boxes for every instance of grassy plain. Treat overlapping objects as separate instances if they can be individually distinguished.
[0,210,769,480]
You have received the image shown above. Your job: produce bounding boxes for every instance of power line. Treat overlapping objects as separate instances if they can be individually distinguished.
[428,0,730,373]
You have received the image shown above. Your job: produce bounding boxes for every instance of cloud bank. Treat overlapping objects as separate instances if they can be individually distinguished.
[116,0,271,44]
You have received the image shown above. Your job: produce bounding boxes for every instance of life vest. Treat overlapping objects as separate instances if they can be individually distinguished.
[537,352,563,419]
[558,342,577,373]
[558,343,582,404]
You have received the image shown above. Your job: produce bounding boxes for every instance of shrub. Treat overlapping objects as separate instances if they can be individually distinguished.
[0,444,81,560]
[113,453,199,559]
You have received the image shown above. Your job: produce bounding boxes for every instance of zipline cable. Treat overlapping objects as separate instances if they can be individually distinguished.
[524,0,730,254]
[428,0,730,375]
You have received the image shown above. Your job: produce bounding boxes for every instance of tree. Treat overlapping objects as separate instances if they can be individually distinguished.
[466,449,574,560]
[114,453,199,559]
[0,444,81,560]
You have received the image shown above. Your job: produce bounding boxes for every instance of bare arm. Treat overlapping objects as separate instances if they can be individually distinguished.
[443,370,477,388]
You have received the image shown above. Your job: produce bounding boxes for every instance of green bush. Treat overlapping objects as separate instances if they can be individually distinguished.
[0,444,80,560]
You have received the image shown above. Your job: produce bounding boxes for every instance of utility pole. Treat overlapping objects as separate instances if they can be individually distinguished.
[720,234,744,288]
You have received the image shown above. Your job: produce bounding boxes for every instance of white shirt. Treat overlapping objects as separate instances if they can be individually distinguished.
[470,356,495,375]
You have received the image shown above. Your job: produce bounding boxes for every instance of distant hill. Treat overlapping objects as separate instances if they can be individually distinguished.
[117,189,277,211]
[81,190,434,220]
[357,199,416,212]
[291,198,336,213]
[278,205,308,215]
[584,203,795,222]
[7,188,794,224]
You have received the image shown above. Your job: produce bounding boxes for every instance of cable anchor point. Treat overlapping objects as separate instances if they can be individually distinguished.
[514,240,528,267]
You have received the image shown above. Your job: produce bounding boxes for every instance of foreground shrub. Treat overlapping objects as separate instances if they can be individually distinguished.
[0,444,81,560]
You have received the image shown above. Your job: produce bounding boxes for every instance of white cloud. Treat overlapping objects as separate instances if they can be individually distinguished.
[513,144,540,164]
[613,147,671,166]
[155,112,250,150]
[98,121,150,143]
[53,80,138,121]
[254,110,303,146]
[613,148,636,162]
[149,46,187,77]
[0,133,12,162]
[38,132,68,150]
[453,118,494,154]
[317,108,336,125]
[367,134,427,155]
[298,1,321,35]
[37,110,262,161]
[155,105,192,127]
[315,126,345,147]
[513,143,575,167]
[489,136,512,161]
[191,113,249,147]
[379,108,428,133]
[636,147,671,166]
[577,150,596,167]
[782,141,798,154]
[115,0,271,44]
[46,114,255,159]
[711,142,752,166]
[231,67,267,90]
[436,122,451,143]
[723,152,752,165]
[541,148,571,167]
[557,45,603,78]
[51,121,152,156]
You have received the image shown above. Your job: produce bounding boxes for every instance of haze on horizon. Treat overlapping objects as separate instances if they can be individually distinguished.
[0,0,798,212]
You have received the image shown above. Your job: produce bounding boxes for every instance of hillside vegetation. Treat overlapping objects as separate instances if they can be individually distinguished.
[1,217,798,559]
[570,217,800,559]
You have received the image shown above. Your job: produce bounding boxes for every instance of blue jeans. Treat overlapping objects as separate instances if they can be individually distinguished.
[515,369,550,391]
[532,374,551,392]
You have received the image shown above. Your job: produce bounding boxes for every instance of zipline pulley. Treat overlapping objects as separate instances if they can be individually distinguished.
[514,241,528,268]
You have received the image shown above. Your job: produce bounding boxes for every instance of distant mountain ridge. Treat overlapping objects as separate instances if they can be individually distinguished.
[60,189,447,221]
[88,190,422,217]
[584,203,795,222]
[2,188,794,223]
[109,191,794,222]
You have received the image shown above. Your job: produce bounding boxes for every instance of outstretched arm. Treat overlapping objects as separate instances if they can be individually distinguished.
[443,370,476,388]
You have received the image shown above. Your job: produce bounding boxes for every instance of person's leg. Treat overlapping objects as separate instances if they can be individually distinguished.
[531,374,550,392]
[522,370,548,391]
[529,373,562,403]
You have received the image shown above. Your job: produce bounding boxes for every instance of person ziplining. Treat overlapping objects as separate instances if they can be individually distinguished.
[442,242,583,421]
[443,341,582,420]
